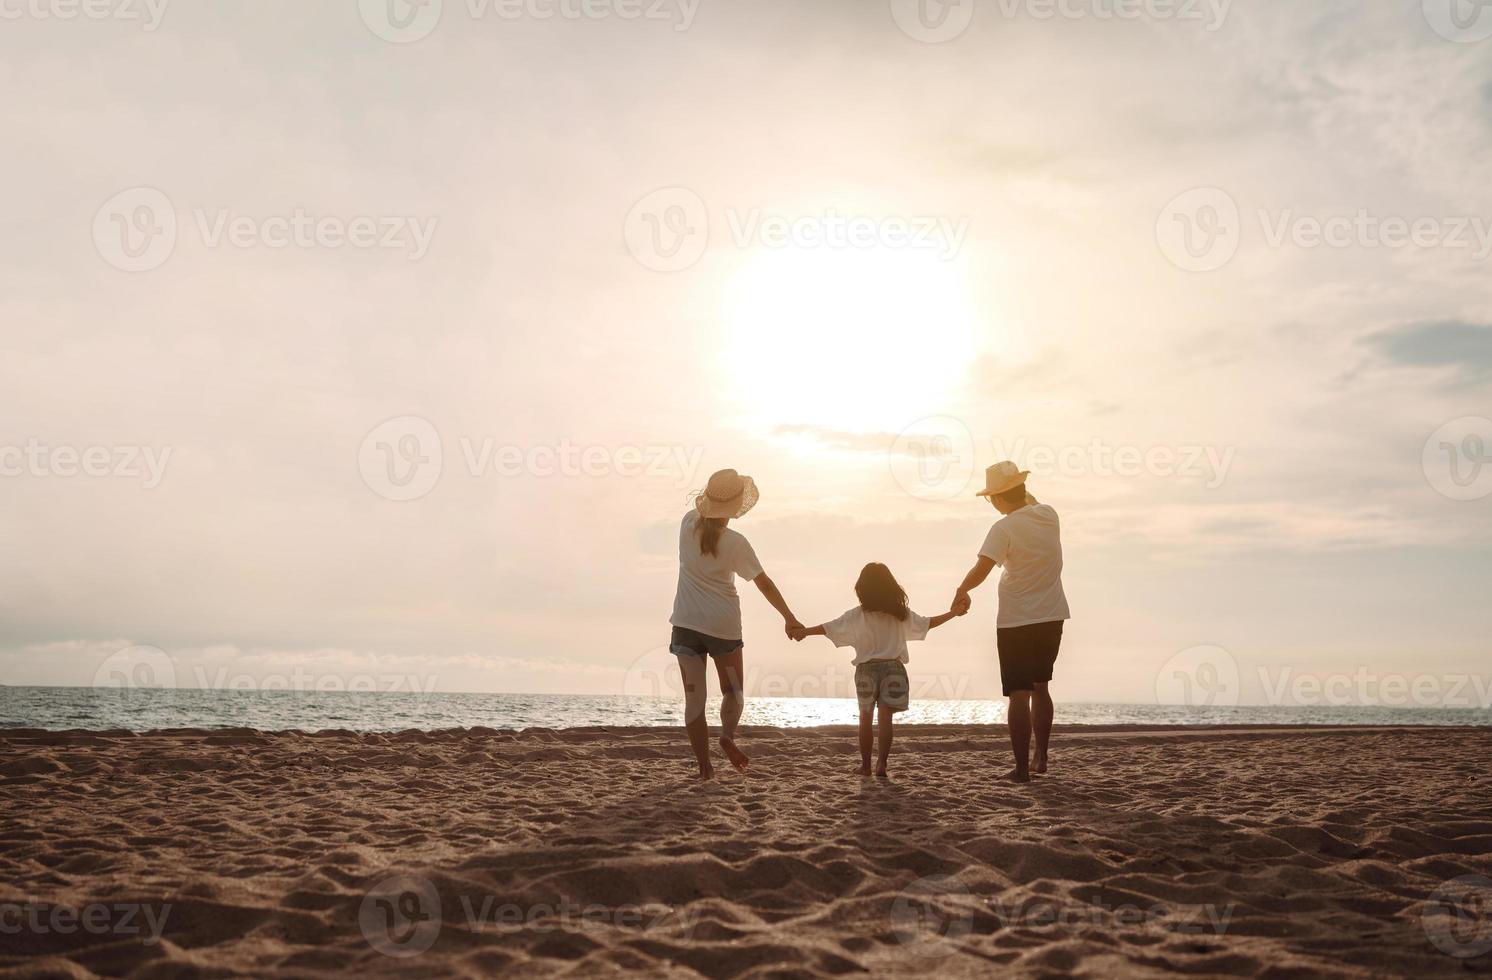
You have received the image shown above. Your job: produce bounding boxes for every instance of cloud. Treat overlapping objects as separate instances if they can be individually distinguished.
[1358,320,1492,387]
[772,425,896,454]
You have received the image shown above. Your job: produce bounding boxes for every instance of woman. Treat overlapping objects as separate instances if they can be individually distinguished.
[669,468,801,779]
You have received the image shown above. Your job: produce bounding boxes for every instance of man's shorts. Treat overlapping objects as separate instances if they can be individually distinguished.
[996,621,1064,696]
[855,660,910,714]
[669,626,743,659]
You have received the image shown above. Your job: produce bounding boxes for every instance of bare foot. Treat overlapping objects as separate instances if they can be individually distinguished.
[1003,768,1031,784]
[1033,753,1048,774]
[858,762,872,776]
[719,736,749,772]
[875,767,889,778]
[697,765,715,780]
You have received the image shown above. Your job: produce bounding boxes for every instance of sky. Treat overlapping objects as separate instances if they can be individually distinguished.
[1,0,1489,709]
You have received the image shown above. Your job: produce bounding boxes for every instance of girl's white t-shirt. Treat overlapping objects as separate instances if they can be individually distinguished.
[669,510,763,641]
[822,607,932,666]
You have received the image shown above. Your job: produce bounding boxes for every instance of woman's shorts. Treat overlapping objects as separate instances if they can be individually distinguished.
[855,660,910,713]
[996,620,1064,696]
[669,626,743,659]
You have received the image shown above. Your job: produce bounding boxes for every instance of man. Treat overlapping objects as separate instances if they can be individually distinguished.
[952,462,1070,783]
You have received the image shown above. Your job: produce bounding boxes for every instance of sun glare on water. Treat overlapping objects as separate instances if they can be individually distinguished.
[723,246,980,433]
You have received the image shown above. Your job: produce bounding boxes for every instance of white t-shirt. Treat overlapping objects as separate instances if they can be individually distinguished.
[978,503,1070,629]
[822,606,932,666]
[669,510,764,641]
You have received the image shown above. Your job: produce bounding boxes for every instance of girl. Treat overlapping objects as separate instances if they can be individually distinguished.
[670,468,802,779]
[792,563,963,777]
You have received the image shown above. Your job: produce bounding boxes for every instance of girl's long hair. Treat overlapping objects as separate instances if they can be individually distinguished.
[698,516,727,557]
[855,562,909,621]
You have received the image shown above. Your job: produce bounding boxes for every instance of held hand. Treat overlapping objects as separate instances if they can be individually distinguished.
[784,618,805,641]
[787,625,808,642]
[952,591,972,616]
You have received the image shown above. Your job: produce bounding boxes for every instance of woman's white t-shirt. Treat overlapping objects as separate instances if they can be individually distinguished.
[978,502,1070,628]
[669,511,763,641]
[822,607,932,666]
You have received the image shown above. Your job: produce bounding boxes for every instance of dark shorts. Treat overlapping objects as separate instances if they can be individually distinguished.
[669,626,743,659]
[996,621,1064,696]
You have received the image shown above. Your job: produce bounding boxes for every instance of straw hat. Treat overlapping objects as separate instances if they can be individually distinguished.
[975,461,1037,503]
[695,468,759,519]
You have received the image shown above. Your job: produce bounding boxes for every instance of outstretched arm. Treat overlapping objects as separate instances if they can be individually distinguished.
[753,572,803,637]
[926,606,967,631]
[952,555,997,613]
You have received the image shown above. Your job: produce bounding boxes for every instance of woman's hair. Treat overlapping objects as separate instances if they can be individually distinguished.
[855,562,909,621]
[698,516,727,557]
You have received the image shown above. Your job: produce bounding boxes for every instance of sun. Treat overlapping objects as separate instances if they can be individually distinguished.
[722,246,979,432]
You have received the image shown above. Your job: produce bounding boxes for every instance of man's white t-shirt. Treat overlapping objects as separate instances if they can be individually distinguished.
[822,607,932,666]
[978,503,1070,629]
[670,510,764,641]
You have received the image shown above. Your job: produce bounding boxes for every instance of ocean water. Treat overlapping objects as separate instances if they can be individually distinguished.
[1,686,1489,732]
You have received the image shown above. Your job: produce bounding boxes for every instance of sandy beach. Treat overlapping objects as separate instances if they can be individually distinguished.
[2,725,1490,978]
